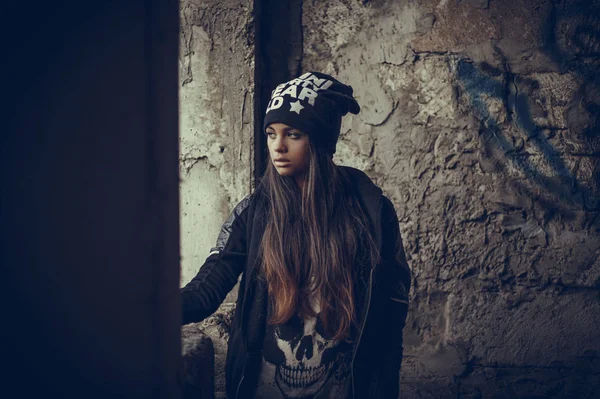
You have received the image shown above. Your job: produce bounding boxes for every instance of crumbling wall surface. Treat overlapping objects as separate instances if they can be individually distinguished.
[179,0,254,292]
[179,2,254,396]
[302,0,600,397]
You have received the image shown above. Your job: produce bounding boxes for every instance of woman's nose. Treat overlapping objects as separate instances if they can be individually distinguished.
[273,136,286,152]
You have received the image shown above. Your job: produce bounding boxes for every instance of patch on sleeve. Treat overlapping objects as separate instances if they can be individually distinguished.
[208,194,252,255]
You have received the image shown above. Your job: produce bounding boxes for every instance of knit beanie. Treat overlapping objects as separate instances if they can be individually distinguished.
[263,72,360,156]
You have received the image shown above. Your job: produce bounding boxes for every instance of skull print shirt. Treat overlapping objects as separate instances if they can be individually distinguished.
[253,292,354,399]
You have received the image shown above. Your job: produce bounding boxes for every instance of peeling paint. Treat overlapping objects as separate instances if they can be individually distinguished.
[179,0,254,291]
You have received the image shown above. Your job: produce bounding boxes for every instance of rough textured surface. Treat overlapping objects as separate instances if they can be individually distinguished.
[178,1,254,396]
[180,0,600,397]
[179,0,255,298]
[181,325,215,399]
[301,0,600,397]
[182,308,235,397]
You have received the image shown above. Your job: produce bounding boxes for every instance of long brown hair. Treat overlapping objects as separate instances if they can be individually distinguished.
[257,135,381,343]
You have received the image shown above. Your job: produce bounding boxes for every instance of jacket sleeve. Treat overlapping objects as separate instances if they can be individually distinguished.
[379,195,411,394]
[380,195,411,305]
[180,194,252,325]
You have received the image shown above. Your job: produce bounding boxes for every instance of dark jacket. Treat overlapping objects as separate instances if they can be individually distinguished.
[181,165,411,399]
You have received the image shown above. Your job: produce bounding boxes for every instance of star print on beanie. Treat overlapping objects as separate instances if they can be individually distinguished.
[263,72,360,156]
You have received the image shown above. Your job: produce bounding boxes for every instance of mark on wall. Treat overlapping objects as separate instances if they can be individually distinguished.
[456,59,599,219]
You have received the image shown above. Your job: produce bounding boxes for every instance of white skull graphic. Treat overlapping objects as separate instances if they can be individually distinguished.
[263,295,342,397]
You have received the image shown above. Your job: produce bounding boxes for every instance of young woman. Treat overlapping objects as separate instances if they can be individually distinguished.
[181,72,411,399]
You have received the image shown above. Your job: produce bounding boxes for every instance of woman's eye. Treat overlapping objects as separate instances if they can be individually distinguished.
[265,131,300,139]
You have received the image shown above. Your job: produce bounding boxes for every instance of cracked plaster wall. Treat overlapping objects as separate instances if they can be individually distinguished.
[302,0,600,397]
[180,0,600,397]
[178,3,254,395]
[179,0,254,299]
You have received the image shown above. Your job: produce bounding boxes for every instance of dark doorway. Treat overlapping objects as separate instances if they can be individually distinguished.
[3,1,181,397]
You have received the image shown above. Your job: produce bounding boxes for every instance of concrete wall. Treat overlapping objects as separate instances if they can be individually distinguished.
[181,0,600,397]
[302,0,600,397]
[178,2,254,396]
[179,0,255,303]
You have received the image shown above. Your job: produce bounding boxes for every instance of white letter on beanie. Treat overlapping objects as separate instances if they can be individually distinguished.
[266,96,284,113]
[305,74,326,87]
[287,78,305,86]
[318,80,334,91]
[281,85,298,98]
[300,80,319,90]
[298,87,318,106]
[273,83,286,97]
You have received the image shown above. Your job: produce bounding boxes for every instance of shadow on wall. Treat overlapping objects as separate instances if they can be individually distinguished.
[454,3,600,223]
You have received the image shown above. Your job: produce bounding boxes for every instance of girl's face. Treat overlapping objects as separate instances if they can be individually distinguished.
[266,123,310,184]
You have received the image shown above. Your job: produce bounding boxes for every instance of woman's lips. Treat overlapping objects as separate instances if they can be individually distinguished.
[274,160,290,166]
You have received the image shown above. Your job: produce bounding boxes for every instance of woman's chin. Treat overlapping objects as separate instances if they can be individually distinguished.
[275,168,295,176]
